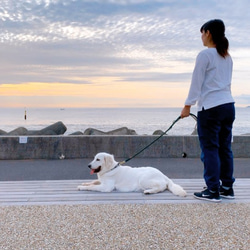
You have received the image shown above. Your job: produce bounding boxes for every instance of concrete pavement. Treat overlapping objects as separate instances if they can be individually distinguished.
[0,157,249,181]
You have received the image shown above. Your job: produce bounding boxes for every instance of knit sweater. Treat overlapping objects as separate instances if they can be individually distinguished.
[185,48,234,111]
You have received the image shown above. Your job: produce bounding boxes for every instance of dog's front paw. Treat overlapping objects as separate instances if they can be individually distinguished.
[78,185,86,191]
[81,182,90,186]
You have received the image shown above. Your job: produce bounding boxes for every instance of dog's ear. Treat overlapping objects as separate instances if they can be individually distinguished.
[104,154,114,170]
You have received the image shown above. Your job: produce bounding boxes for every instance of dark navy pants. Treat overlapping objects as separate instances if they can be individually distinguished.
[197,103,235,191]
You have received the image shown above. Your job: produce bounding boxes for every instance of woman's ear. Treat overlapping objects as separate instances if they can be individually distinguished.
[205,30,210,36]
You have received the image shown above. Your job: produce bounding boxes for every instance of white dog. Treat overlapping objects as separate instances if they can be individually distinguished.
[78,152,186,196]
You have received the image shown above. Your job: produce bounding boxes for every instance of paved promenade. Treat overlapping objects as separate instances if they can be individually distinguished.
[1,178,249,206]
[0,158,249,249]
[0,157,249,181]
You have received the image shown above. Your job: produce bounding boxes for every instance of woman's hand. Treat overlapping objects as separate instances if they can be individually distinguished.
[181,105,191,118]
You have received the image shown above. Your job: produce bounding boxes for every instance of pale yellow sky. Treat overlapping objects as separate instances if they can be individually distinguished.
[0,79,189,108]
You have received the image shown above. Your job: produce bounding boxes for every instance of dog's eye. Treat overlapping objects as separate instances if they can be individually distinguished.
[96,159,100,161]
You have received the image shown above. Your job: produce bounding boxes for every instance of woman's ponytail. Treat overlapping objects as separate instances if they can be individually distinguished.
[216,36,229,58]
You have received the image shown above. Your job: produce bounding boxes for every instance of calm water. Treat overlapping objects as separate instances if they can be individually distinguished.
[0,107,249,135]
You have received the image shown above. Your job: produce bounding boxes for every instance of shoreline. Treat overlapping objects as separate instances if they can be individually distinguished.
[0,107,249,136]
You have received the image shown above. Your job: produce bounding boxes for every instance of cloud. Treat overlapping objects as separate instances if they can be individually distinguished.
[0,0,250,107]
[0,0,199,84]
[118,72,191,83]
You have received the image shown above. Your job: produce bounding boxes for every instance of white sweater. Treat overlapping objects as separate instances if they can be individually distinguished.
[185,48,234,111]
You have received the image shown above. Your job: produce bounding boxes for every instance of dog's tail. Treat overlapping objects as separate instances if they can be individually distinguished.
[167,179,187,197]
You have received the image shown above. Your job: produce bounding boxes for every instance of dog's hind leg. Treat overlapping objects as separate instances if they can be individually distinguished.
[144,187,162,194]
[141,179,166,194]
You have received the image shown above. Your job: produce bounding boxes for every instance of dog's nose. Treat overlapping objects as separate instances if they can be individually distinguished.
[88,164,91,169]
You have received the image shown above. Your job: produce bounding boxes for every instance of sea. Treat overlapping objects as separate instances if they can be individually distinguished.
[0,107,250,136]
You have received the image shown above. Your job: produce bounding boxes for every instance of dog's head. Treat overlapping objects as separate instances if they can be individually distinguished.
[88,152,116,175]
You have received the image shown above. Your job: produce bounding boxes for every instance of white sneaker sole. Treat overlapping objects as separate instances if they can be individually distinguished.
[193,194,222,203]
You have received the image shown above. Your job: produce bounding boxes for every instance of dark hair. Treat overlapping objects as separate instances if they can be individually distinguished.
[200,19,229,58]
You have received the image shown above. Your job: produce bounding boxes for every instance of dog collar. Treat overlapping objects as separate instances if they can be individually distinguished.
[109,163,120,172]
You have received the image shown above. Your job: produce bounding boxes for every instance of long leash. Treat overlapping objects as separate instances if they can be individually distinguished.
[119,113,197,165]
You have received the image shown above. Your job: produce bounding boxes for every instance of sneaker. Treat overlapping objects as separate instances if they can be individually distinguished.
[193,188,221,203]
[220,186,235,199]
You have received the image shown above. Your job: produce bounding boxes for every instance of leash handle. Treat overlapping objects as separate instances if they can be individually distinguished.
[190,113,197,121]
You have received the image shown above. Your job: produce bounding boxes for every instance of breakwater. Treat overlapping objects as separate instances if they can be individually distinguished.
[0,135,249,159]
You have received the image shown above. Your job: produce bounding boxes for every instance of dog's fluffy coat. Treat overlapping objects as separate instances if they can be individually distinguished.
[78,152,186,196]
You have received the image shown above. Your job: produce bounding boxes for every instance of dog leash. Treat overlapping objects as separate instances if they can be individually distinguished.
[119,113,197,165]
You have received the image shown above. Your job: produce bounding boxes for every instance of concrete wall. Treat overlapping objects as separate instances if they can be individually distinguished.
[0,135,249,160]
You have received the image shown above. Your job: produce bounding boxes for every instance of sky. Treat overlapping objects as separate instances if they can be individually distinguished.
[0,0,250,108]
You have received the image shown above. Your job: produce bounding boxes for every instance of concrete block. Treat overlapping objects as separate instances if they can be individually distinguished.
[0,135,248,160]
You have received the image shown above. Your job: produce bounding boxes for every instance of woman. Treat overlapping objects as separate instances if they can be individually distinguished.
[181,19,235,202]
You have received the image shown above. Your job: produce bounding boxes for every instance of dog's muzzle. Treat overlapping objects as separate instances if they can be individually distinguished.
[88,164,101,174]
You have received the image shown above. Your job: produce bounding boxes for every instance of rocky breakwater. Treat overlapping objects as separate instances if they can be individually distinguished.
[0,122,137,136]
[71,127,137,135]
[0,122,197,136]
[0,121,67,135]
